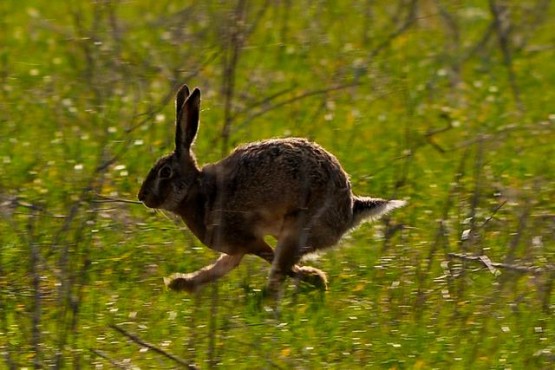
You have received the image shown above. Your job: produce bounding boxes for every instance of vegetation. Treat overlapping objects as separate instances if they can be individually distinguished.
[1,0,553,368]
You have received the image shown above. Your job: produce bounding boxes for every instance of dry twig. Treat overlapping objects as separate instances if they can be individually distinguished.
[93,195,143,205]
[368,0,418,60]
[109,324,198,369]
[448,253,552,275]
[89,348,132,369]
[488,0,523,110]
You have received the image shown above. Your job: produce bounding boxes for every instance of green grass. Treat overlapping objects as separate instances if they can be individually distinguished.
[1,1,554,368]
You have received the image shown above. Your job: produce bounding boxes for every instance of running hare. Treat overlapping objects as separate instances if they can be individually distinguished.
[138,84,405,294]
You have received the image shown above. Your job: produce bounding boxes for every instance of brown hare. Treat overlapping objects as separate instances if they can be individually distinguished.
[138,84,405,295]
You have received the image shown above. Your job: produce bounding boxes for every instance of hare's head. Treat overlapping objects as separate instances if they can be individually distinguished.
[138,85,201,211]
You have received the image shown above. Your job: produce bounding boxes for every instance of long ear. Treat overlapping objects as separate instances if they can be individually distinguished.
[175,87,200,157]
[175,84,190,123]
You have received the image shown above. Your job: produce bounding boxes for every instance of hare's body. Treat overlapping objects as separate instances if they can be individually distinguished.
[139,85,405,294]
[199,138,353,252]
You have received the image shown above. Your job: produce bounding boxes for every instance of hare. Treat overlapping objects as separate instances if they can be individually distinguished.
[138,84,405,295]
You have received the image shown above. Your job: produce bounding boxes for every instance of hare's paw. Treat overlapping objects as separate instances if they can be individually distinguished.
[295,266,328,290]
[164,273,198,292]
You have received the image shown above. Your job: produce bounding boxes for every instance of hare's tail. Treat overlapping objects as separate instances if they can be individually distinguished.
[351,197,406,227]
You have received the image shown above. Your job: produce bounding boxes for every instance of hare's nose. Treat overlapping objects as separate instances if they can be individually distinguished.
[138,189,146,202]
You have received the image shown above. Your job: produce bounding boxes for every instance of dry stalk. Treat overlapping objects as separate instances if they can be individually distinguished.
[221,0,248,155]
[235,82,362,134]
[89,348,132,369]
[448,253,552,275]
[488,0,523,111]
[427,149,469,271]
[110,325,198,369]
[368,0,418,61]
[28,211,42,370]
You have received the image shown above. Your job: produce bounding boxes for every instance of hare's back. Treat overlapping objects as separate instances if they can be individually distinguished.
[210,138,352,205]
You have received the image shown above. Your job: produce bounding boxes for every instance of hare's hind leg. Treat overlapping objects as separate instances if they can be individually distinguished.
[268,223,328,294]
[292,265,327,290]
[250,239,326,290]
[165,253,244,292]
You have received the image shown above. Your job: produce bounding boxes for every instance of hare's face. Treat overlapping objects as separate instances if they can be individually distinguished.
[138,154,196,211]
[138,84,201,212]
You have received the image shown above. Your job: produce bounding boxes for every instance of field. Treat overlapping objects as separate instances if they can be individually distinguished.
[1,1,554,369]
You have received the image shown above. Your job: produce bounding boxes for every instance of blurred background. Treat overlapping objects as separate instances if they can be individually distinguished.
[0,0,554,368]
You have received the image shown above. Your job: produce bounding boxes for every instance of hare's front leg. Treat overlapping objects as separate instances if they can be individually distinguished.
[165,253,243,292]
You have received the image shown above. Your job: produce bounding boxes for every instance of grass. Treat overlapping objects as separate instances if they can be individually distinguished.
[1,1,554,368]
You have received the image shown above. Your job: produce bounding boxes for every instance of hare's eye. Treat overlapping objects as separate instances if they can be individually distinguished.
[159,166,172,179]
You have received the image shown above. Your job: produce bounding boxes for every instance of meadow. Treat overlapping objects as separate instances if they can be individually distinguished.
[0,1,554,368]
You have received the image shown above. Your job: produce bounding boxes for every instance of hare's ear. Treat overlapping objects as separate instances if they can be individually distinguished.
[175,84,190,123]
[175,87,200,157]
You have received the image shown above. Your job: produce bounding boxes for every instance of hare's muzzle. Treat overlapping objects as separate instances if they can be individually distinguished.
[137,187,161,209]
[137,188,150,206]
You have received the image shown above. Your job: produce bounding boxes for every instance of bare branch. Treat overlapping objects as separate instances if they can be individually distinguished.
[232,82,361,135]
[90,348,132,369]
[427,149,469,271]
[93,195,143,205]
[460,136,486,254]
[220,0,252,155]
[448,253,552,275]
[488,0,523,111]
[462,21,495,62]
[109,324,198,369]
[424,123,454,153]
[230,83,298,122]
[368,0,418,60]
[28,211,42,370]
[504,198,530,264]
[480,200,507,229]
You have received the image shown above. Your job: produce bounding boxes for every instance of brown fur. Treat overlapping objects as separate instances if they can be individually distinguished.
[138,84,405,294]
